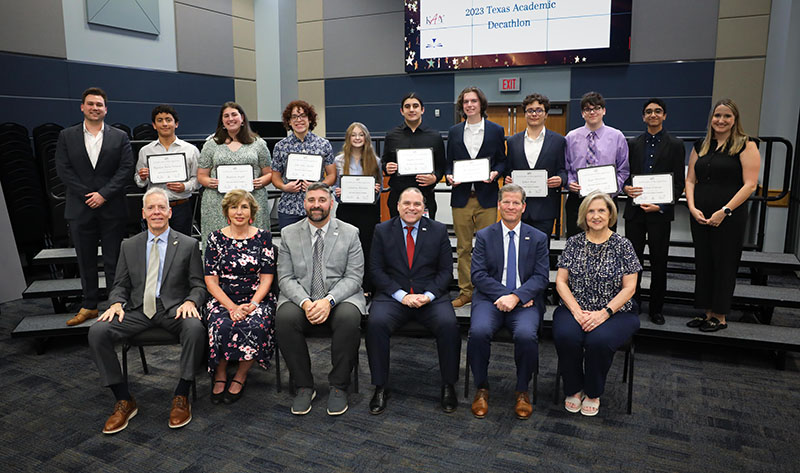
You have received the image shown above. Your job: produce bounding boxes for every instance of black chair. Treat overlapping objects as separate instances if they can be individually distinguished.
[133,123,158,141]
[551,337,635,414]
[111,122,132,139]
[121,327,197,401]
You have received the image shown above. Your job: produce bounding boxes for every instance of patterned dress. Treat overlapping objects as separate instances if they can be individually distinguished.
[198,137,272,250]
[204,229,276,372]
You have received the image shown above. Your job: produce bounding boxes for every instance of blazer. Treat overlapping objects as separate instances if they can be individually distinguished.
[623,130,686,222]
[277,218,367,314]
[445,119,506,208]
[54,123,134,220]
[108,229,207,313]
[371,216,452,304]
[471,221,550,314]
[505,129,567,222]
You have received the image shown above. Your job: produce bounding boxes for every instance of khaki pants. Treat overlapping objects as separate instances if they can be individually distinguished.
[452,196,497,298]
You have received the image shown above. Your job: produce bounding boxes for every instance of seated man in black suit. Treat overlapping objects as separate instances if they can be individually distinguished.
[366,187,461,414]
[88,188,207,434]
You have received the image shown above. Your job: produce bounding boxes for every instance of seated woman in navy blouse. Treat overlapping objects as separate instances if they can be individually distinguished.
[553,190,641,416]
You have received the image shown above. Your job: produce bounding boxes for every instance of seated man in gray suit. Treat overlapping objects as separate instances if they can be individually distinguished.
[88,188,207,434]
[275,182,366,416]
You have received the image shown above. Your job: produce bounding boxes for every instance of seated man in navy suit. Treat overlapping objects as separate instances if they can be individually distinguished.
[366,187,461,415]
[467,184,550,419]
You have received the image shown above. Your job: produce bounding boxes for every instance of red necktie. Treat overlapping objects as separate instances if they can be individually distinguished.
[406,226,415,293]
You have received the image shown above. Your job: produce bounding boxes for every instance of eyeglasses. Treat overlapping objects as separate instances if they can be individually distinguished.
[582,106,603,114]
[291,114,308,121]
[525,108,546,116]
[644,108,664,116]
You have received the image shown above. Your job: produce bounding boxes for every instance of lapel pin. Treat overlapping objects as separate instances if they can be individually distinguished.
[422,227,427,231]
[524,236,530,240]
[333,231,339,236]
[173,240,178,245]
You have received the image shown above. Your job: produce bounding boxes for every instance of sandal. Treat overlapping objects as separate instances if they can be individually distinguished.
[210,380,227,405]
[581,397,600,416]
[699,318,728,332]
[686,316,707,328]
[564,391,584,413]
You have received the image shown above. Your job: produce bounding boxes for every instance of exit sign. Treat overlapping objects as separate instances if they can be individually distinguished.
[499,77,520,92]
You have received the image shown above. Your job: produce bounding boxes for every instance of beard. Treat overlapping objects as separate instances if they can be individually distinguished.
[307,207,330,222]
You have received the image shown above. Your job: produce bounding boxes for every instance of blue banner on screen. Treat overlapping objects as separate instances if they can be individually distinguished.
[405,0,631,72]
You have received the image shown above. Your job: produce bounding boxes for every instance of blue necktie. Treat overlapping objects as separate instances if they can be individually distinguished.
[506,230,516,290]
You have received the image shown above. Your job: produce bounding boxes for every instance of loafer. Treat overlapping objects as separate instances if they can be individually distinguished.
[514,391,533,420]
[327,387,348,416]
[452,294,471,308]
[471,388,489,418]
[291,387,316,415]
[102,397,138,434]
[67,308,98,326]
[441,384,458,413]
[223,379,245,404]
[699,318,728,332]
[169,395,192,429]
[649,313,665,325]
[686,316,707,328]
[210,380,226,405]
[369,386,389,415]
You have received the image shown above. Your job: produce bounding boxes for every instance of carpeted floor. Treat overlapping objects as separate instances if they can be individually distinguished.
[2,296,799,473]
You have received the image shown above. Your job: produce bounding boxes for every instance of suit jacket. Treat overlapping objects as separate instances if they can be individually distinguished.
[108,229,206,313]
[277,218,367,313]
[371,216,452,304]
[55,123,134,220]
[471,221,550,314]
[445,119,506,208]
[506,129,567,222]
[623,130,686,222]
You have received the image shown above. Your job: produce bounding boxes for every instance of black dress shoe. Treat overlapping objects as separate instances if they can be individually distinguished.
[210,380,227,405]
[686,316,707,328]
[223,380,245,404]
[649,313,665,325]
[441,384,458,413]
[699,318,728,332]
[369,386,389,415]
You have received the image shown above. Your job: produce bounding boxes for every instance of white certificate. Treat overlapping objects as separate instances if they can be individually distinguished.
[217,165,254,193]
[512,170,548,198]
[632,173,675,205]
[147,153,188,184]
[577,164,618,196]
[340,176,377,204]
[453,158,490,183]
[396,148,434,175]
[285,153,324,181]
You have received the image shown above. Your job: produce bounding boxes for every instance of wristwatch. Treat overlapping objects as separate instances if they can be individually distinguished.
[722,206,732,216]
[604,306,614,317]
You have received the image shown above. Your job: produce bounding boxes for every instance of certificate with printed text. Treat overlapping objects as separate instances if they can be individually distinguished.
[340,176,377,204]
[453,158,490,183]
[285,153,324,181]
[147,153,188,184]
[511,170,548,198]
[217,165,254,193]
[632,173,675,205]
[577,164,618,196]
[396,148,434,175]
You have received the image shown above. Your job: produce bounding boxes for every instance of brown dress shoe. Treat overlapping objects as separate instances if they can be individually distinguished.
[66,308,98,326]
[452,294,472,308]
[471,388,489,418]
[169,395,192,429]
[514,391,532,420]
[103,398,138,434]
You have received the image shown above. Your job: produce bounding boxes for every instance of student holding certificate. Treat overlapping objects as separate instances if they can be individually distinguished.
[333,122,383,296]
[197,102,272,251]
[134,105,200,236]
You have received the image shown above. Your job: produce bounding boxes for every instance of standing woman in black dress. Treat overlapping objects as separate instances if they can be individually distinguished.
[685,99,760,332]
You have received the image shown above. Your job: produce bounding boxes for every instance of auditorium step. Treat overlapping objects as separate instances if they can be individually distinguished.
[22,275,107,299]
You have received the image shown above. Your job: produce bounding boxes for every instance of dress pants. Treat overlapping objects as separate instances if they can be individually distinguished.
[366,300,461,386]
[88,299,206,386]
[565,193,618,238]
[169,199,194,236]
[336,201,380,294]
[68,213,126,309]
[452,196,497,298]
[551,305,639,398]
[278,212,305,230]
[625,217,671,314]
[274,301,362,389]
[467,300,541,392]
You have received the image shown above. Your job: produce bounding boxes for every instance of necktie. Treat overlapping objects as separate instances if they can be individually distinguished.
[587,131,597,166]
[506,230,516,291]
[310,228,325,300]
[143,237,160,318]
[406,226,415,294]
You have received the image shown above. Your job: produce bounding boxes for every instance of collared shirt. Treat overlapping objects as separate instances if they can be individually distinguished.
[643,129,664,174]
[83,122,104,168]
[463,119,485,159]
[383,122,446,194]
[332,153,384,201]
[565,124,630,193]
[500,221,522,289]
[145,227,170,298]
[524,127,546,169]
[272,131,335,216]
[392,219,436,303]
[308,219,331,244]
[135,137,200,200]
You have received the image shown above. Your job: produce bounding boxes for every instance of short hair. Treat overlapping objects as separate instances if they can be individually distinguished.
[498,183,526,202]
[142,187,169,207]
[400,92,424,109]
[580,91,605,110]
[213,101,256,145]
[82,87,107,104]
[151,104,179,123]
[522,93,551,113]
[221,189,259,219]
[399,186,425,204]
[642,98,667,115]
[305,181,332,196]
[577,190,617,231]
[281,100,318,131]
[456,87,488,119]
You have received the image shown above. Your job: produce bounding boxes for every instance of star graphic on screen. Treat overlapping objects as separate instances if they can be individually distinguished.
[410,26,415,33]
[427,59,435,68]
[574,56,580,63]
[582,57,587,62]
[406,54,415,67]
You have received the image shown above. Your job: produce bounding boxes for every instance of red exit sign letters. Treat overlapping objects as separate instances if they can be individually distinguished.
[499,77,520,92]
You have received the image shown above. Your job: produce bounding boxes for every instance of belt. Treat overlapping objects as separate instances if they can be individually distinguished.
[170,199,189,207]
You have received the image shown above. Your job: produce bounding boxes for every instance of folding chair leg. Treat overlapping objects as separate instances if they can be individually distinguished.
[627,342,635,415]
[122,343,129,383]
[532,372,538,405]
[622,348,630,383]
[275,348,282,393]
[552,366,561,405]
[191,378,197,402]
[463,357,470,399]
[353,356,359,394]
[138,346,149,374]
